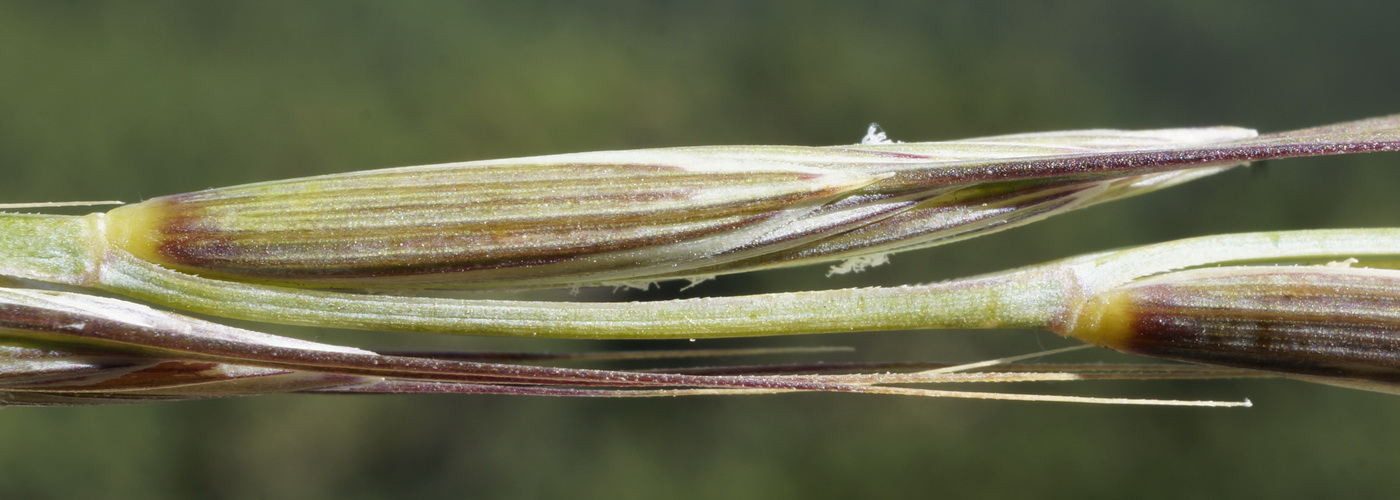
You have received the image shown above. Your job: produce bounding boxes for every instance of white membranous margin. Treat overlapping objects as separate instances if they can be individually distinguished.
[860,123,896,145]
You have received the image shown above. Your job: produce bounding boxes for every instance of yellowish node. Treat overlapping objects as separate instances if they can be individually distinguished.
[103,201,172,267]
[1062,290,1138,350]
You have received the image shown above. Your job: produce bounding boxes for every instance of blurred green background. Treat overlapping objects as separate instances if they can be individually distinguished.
[2,1,1399,498]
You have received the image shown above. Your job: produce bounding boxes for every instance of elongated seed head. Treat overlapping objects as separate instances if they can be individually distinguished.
[11,115,1399,292]
[97,125,1259,290]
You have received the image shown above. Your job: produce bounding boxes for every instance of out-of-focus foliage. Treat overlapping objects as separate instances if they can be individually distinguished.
[1,2,1398,499]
